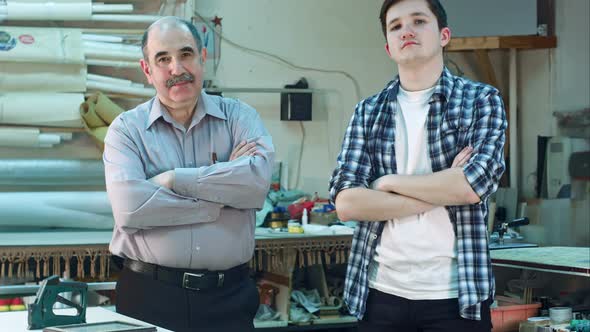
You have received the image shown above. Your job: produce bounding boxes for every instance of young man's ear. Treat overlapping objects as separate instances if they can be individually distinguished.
[140,59,153,85]
[384,43,393,58]
[440,27,451,47]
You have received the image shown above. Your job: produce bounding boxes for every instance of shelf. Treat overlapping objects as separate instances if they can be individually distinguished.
[204,87,314,94]
[447,35,557,51]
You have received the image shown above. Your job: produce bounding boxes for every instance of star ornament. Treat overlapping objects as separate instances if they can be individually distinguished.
[211,16,223,27]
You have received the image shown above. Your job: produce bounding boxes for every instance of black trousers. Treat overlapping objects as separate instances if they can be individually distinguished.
[359,288,492,332]
[116,266,260,332]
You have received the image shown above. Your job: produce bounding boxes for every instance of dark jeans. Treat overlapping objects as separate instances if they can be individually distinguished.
[359,288,492,332]
[116,266,260,332]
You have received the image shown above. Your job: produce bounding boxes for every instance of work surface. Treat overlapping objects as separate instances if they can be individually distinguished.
[0,306,172,332]
[490,246,590,277]
[0,228,354,247]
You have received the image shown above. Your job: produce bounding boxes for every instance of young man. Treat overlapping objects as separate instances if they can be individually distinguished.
[103,17,273,332]
[329,0,506,331]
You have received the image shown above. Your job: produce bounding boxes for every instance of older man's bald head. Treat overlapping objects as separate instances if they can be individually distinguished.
[141,16,203,61]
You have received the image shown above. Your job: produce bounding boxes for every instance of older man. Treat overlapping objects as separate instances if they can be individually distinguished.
[103,17,273,332]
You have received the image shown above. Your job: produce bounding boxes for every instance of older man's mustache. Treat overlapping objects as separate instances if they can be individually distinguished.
[166,73,194,88]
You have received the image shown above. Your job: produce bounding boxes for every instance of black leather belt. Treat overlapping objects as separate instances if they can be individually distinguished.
[123,259,249,291]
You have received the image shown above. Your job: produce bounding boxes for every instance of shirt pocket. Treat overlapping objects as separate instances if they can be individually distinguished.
[440,108,475,151]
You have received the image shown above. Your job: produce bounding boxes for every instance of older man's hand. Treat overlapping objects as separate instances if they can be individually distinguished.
[230,140,258,161]
[148,170,175,190]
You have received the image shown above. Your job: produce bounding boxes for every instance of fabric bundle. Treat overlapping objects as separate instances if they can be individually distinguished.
[80,92,125,150]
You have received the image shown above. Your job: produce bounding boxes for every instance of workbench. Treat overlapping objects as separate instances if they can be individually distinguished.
[0,229,356,330]
[490,246,590,277]
[0,306,172,332]
[0,229,354,282]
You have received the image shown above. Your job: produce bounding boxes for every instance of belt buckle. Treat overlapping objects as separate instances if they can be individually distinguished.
[183,272,204,290]
[217,272,225,287]
[182,272,225,290]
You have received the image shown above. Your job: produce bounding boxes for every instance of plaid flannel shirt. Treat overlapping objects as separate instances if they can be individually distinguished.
[329,67,506,320]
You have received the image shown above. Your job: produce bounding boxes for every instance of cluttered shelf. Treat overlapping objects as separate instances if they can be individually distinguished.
[0,230,354,282]
[0,230,356,330]
[446,35,557,51]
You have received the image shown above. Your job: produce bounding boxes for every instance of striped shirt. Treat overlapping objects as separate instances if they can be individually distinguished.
[104,91,274,270]
[329,67,506,320]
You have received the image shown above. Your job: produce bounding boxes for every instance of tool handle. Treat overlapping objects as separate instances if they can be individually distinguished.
[507,217,529,227]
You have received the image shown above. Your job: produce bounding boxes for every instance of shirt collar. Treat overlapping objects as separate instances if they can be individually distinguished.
[386,66,455,103]
[146,91,227,130]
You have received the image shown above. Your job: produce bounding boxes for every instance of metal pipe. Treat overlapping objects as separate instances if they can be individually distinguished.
[509,48,518,192]
[83,40,141,53]
[84,48,141,61]
[82,34,123,43]
[91,14,160,23]
[91,4,133,14]
[86,59,139,68]
[87,73,135,86]
[87,80,155,97]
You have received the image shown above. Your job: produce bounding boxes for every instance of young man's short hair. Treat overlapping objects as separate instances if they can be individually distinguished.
[379,0,448,38]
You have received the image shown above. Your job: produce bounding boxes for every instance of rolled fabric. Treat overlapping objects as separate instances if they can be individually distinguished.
[0,26,84,64]
[0,191,114,229]
[80,92,125,150]
[0,127,61,148]
[0,159,104,186]
[0,93,84,127]
[5,0,92,20]
[0,62,86,92]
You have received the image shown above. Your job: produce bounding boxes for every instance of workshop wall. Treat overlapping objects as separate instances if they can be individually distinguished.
[1,0,587,202]
[194,0,392,196]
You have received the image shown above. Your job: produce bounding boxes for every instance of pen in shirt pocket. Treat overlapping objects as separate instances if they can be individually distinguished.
[211,152,217,164]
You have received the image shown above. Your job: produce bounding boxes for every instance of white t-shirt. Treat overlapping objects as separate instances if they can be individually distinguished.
[368,85,459,300]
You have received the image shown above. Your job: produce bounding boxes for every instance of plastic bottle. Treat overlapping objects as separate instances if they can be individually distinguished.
[302,208,309,226]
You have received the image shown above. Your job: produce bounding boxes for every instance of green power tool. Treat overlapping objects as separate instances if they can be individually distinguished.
[27,275,87,330]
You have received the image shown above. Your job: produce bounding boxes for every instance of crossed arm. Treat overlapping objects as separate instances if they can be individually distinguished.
[148,140,261,191]
[104,112,274,232]
[331,90,506,222]
[334,147,474,222]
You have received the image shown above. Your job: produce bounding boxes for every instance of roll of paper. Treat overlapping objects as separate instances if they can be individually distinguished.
[0,191,114,229]
[0,93,84,127]
[6,0,92,20]
[0,159,104,186]
[0,62,86,92]
[0,26,84,65]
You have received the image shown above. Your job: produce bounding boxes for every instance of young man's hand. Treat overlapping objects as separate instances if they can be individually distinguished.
[370,146,474,193]
[452,146,473,168]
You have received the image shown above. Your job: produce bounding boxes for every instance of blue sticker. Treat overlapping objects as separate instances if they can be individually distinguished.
[0,31,16,51]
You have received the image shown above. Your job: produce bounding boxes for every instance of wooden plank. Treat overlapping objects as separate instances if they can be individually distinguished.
[447,35,557,51]
[498,35,557,49]
[474,50,499,87]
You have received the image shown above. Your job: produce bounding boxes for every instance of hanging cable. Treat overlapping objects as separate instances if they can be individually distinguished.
[192,9,361,102]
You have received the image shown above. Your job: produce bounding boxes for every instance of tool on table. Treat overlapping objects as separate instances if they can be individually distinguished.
[28,275,87,330]
[498,217,530,244]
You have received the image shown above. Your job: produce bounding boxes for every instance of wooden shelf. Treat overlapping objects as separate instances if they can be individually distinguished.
[447,35,557,52]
